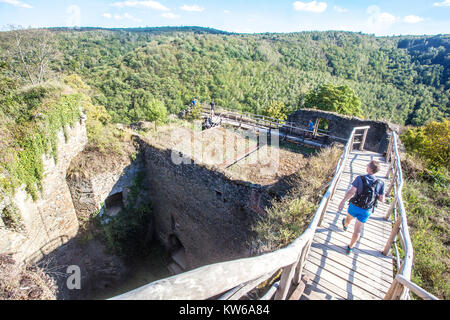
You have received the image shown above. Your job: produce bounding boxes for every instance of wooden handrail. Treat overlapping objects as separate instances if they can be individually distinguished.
[382,132,433,300]
[110,126,369,300]
[203,107,348,142]
[394,275,439,300]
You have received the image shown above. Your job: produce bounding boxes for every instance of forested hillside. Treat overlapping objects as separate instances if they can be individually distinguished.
[1,28,448,126]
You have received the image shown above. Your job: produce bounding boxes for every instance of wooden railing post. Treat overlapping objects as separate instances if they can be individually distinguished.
[384,196,398,220]
[349,135,354,152]
[318,196,330,227]
[385,160,393,178]
[383,216,402,256]
[359,128,368,151]
[386,168,398,196]
[385,134,394,163]
[384,277,404,300]
[274,263,296,300]
[293,240,312,286]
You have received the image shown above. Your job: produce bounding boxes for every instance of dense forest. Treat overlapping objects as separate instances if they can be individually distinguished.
[1,27,448,126]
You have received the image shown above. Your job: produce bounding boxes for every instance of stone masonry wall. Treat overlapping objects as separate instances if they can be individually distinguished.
[141,141,270,270]
[287,109,400,153]
[0,118,88,264]
[66,139,145,221]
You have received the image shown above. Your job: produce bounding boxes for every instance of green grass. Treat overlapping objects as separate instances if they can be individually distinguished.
[402,175,449,299]
[253,146,342,251]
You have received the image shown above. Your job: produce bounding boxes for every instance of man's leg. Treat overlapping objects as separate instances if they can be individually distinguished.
[349,219,364,249]
[343,213,353,228]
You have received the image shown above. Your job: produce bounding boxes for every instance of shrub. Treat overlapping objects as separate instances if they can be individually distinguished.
[401,120,449,170]
[0,86,82,200]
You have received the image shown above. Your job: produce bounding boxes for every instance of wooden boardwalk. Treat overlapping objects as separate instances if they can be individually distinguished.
[301,150,394,300]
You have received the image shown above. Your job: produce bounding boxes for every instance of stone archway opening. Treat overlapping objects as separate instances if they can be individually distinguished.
[104,192,123,217]
[167,234,187,275]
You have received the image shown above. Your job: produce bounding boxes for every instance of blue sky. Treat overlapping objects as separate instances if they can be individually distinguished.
[1,0,449,36]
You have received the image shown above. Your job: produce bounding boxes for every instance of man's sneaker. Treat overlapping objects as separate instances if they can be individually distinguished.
[346,246,354,255]
[342,218,348,231]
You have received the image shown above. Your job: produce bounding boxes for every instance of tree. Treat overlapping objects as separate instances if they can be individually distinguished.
[144,99,168,124]
[263,100,288,120]
[1,26,59,85]
[303,84,363,117]
[401,120,450,170]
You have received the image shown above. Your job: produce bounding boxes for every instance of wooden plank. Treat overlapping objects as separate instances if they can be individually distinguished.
[307,253,391,295]
[304,261,381,300]
[310,234,394,276]
[288,275,310,300]
[308,248,393,285]
[319,214,392,243]
[312,232,394,271]
[305,259,388,300]
[320,213,392,237]
[318,217,392,248]
[319,212,392,238]
[302,269,352,300]
[309,243,393,278]
[324,201,392,222]
[309,247,394,286]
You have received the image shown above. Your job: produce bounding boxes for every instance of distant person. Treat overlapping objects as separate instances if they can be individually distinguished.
[338,160,385,255]
[308,119,315,137]
[204,117,212,129]
[191,98,196,108]
[210,100,215,117]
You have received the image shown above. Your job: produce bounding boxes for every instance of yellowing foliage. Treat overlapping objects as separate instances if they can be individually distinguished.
[402,120,450,170]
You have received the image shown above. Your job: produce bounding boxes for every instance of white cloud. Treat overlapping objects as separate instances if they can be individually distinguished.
[0,0,32,9]
[433,0,450,6]
[162,12,180,19]
[224,10,231,14]
[107,12,142,22]
[124,13,142,22]
[111,1,170,11]
[66,5,81,27]
[403,15,424,24]
[333,5,348,13]
[366,5,397,34]
[293,1,327,13]
[180,4,205,12]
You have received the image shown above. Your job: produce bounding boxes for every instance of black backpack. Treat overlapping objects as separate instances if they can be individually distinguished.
[350,176,380,210]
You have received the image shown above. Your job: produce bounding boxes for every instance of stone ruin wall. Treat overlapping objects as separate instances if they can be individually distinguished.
[0,118,88,264]
[141,141,271,270]
[67,145,146,222]
[287,109,400,153]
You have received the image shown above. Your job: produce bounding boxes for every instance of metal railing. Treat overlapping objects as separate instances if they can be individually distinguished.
[110,126,370,300]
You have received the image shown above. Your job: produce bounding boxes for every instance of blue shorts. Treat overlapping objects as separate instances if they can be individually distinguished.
[348,203,372,223]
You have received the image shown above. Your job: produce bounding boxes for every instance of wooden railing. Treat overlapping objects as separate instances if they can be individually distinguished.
[110,126,370,300]
[202,107,348,143]
[382,132,439,300]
